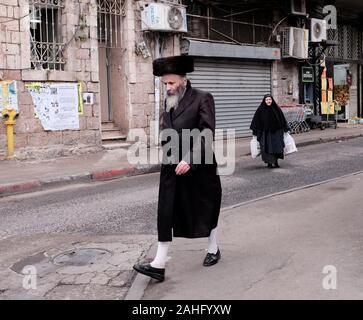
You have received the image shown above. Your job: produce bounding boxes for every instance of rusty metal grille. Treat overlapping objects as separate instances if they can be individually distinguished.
[97,0,125,48]
[327,25,362,62]
[29,0,65,70]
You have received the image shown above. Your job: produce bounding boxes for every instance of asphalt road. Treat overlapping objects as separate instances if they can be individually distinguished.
[0,137,362,239]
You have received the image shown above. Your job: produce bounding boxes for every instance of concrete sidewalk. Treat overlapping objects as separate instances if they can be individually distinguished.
[1,124,362,197]
[138,171,363,300]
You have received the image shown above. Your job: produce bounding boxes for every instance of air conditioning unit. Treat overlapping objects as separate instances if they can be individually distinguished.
[291,0,306,16]
[282,27,309,59]
[139,2,188,33]
[310,18,327,42]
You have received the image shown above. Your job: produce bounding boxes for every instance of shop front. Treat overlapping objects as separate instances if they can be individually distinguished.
[325,24,363,122]
[182,40,280,137]
[333,64,356,121]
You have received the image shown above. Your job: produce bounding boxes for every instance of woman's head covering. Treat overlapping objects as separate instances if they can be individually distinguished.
[260,94,278,108]
[153,55,194,76]
[250,94,289,133]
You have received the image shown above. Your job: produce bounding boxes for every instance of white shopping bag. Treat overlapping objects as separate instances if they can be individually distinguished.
[250,136,261,159]
[284,132,297,155]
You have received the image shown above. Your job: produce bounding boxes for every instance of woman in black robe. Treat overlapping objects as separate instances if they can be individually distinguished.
[250,94,290,168]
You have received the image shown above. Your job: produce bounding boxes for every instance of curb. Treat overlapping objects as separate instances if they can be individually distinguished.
[221,170,363,213]
[125,170,363,300]
[295,133,363,148]
[0,133,361,197]
[0,180,42,196]
[0,164,161,197]
[124,242,156,300]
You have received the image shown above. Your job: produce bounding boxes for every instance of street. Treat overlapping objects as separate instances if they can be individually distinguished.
[1,137,362,238]
[0,136,362,300]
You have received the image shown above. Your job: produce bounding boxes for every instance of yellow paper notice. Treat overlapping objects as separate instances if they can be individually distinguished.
[321,79,327,90]
[328,90,333,102]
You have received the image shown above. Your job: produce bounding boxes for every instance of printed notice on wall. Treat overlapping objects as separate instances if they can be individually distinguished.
[0,80,18,112]
[26,82,80,131]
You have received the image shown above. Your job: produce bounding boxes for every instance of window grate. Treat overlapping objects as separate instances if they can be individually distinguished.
[327,24,362,62]
[97,0,124,48]
[29,0,65,70]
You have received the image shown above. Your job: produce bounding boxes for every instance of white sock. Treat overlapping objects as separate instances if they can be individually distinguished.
[150,241,170,268]
[207,228,218,254]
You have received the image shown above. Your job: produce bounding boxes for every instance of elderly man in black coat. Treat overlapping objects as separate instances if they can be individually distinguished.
[133,55,222,282]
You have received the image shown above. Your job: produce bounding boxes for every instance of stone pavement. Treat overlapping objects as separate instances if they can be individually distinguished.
[0,234,154,300]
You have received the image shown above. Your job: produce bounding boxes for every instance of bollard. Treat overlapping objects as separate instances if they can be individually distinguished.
[1,109,19,159]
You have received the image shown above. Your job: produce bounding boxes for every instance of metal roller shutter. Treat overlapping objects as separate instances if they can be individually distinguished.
[188,58,272,138]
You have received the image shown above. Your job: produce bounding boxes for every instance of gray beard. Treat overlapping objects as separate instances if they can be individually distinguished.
[165,94,180,112]
[165,87,186,113]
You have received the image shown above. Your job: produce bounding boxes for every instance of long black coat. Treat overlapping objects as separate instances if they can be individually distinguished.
[157,81,222,242]
[250,96,289,162]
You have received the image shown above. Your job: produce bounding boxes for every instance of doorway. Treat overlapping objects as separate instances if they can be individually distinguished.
[97,0,124,124]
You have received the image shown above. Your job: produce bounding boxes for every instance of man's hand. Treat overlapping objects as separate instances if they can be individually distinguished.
[175,160,191,175]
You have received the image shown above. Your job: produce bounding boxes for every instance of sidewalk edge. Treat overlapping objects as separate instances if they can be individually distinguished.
[0,165,161,197]
[221,170,363,213]
[124,170,363,300]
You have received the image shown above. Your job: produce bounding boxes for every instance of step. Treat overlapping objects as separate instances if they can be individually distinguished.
[101,131,127,140]
[102,141,132,150]
[102,127,123,132]
[101,122,118,130]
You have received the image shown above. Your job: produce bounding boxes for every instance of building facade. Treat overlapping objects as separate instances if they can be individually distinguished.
[1,0,362,160]
[0,0,103,159]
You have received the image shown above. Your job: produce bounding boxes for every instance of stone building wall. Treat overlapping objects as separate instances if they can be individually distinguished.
[272,60,300,106]
[122,0,181,141]
[0,0,102,160]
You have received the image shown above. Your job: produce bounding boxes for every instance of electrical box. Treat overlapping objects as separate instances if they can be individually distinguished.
[83,92,94,105]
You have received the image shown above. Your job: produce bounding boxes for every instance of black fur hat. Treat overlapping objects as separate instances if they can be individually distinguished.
[153,55,194,76]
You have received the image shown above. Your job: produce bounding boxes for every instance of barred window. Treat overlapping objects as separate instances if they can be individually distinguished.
[97,0,124,48]
[182,0,273,47]
[327,25,363,62]
[29,0,65,70]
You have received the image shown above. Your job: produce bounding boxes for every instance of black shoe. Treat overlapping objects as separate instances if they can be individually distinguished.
[267,163,273,169]
[273,163,280,168]
[203,249,221,267]
[133,263,165,282]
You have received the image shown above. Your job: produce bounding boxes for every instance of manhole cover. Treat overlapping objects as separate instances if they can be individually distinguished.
[52,248,112,266]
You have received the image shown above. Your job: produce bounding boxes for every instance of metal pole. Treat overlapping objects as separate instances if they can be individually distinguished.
[314,47,321,117]
[106,47,113,121]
